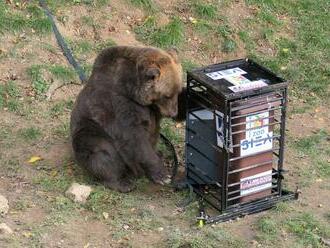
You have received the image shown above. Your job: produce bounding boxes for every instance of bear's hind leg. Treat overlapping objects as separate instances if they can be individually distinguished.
[89,150,136,193]
[73,132,136,193]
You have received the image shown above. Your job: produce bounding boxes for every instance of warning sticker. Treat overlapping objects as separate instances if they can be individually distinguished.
[240,112,273,156]
[240,170,272,196]
[224,74,251,86]
[228,80,268,93]
[205,67,246,80]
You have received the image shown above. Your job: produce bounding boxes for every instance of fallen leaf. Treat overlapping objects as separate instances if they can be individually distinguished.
[22,231,33,238]
[50,170,58,177]
[28,156,42,163]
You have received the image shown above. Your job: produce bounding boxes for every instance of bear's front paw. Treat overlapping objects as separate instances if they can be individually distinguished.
[104,180,136,193]
[150,168,171,185]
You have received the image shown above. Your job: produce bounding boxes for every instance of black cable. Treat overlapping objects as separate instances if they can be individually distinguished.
[39,0,87,83]
[159,133,180,186]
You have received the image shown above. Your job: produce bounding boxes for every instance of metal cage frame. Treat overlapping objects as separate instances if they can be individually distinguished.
[184,59,298,223]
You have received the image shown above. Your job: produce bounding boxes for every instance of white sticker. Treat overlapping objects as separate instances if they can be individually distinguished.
[205,67,246,80]
[240,170,272,196]
[229,80,268,93]
[240,112,273,156]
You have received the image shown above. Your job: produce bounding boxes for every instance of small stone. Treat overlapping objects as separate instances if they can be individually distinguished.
[9,73,18,80]
[157,227,164,232]
[163,178,171,185]
[102,212,109,220]
[318,204,323,208]
[65,183,92,203]
[0,223,13,235]
[251,240,259,246]
[0,195,9,215]
[175,123,183,128]
[123,224,130,230]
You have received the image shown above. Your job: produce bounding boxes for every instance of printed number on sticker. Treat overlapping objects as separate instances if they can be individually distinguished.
[240,112,273,156]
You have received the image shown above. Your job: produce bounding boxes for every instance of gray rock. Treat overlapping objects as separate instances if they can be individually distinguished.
[0,195,9,215]
[0,223,13,235]
[65,183,92,203]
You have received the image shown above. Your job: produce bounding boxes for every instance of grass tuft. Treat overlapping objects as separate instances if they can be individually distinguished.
[0,2,51,35]
[193,2,217,20]
[129,0,156,12]
[285,213,330,247]
[294,130,330,179]
[256,216,278,241]
[135,16,184,48]
[19,127,42,142]
[151,17,184,48]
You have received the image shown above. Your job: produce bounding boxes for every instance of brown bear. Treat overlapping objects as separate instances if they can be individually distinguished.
[70,46,184,192]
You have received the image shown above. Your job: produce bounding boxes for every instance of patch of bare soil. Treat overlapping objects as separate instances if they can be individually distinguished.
[287,105,330,138]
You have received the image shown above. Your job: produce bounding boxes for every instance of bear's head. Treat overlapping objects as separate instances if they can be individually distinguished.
[135,47,183,118]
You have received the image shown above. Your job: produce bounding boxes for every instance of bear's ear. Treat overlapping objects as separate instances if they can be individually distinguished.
[145,67,160,81]
[166,47,179,62]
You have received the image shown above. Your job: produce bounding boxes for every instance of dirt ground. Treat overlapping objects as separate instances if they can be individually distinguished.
[0,1,329,247]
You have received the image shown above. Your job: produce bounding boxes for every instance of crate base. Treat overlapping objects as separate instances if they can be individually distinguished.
[203,190,298,224]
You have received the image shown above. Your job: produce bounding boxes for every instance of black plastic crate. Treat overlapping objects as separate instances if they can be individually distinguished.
[185,58,298,223]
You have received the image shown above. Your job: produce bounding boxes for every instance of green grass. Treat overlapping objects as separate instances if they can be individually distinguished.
[244,0,330,99]
[0,81,25,114]
[95,39,117,52]
[0,2,51,35]
[135,16,184,48]
[0,81,21,109]
[53,122,70,139]
[151,17,184,48]
[2,159,21,176]
[48,65,76,81]
[161,119,184,145]
[27,65,49,96]
[256,216,278,242]
[165,226,246,248]
[69,39,94,55]
[182,59,199,72]
[18,127,42,142]
[285,213,330,247]
[27,64,77,97]
[44,0,101,10]
[50,100,74,118]
[81,16,95,26]
[193,19,214,35]
[129,0,156,12]
[294,130,330,180]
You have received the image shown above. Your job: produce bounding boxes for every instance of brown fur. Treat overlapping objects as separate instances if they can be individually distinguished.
[70,46,183,192]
